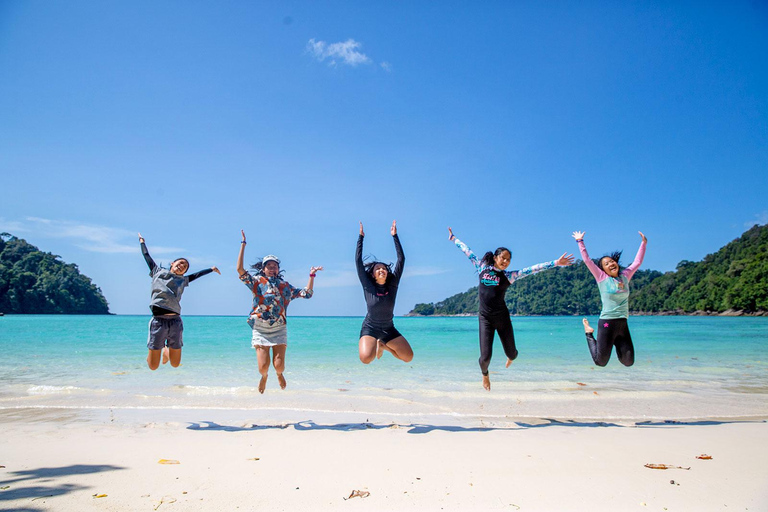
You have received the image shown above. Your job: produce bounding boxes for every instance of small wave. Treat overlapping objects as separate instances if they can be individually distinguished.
[173,385,258,396]
[27,385,83,395]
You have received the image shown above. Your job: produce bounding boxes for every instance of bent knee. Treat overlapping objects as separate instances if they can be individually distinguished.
[401,353,414,363]
[360,354,375,364]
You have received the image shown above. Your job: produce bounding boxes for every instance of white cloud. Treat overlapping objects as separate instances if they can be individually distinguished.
[380,61,392,72]
[5,217,184,254]
[745,211,768,228]
[306,38,372,67]
[0,218,28,234]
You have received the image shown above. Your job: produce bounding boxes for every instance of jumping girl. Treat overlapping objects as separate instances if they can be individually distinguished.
[449,227,574,390]
[572,230,647,367]
[237,230,322,393]
[356,221,414,364]
[139,233,220,370]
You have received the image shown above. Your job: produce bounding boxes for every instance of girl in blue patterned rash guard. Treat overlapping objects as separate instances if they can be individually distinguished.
[449,228,574,391]
[237,230,323,394]
[572,230,647,367]
[356,221,414,365]
[139,233,220,371]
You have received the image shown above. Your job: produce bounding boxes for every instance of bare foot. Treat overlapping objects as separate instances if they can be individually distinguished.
[258,375,268,394]
[582,318,594,334]
[482,375,491,391]
[277,373,287,390]
[161,347,170,364]
[505,358,513,368]
[376,341,384,360]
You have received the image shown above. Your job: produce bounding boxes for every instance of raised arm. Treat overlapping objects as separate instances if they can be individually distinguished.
[306,266,323,294]
[507,251,573,280]
[572,231,606,281]
[237,230,247,277]
[391,221,405,278]
[188,266,220,282]
[449,227,481,272]
[289,266,323,300]
[138,233,157,273]
[623,231,648,280]
[356,222,368,284]
[507,260,556,281]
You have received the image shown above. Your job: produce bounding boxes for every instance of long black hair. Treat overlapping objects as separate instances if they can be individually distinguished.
[363,257,394,284]
[250,260,286,279]
[480,247,511,267]
[596,251,623,271]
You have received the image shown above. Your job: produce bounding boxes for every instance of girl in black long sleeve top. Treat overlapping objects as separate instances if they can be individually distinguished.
[356,221,414,364]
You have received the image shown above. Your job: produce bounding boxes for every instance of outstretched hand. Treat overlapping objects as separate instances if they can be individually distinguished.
[241,230,246,243]
[211,266,221,275]
[572,231,585,241]
[556,253,575,266]
[448,227,455,241]
[310,266,324,275]
[359,222,364,237]
[138,232,145,244]
[639,231,647,243]
[391,220,397,236]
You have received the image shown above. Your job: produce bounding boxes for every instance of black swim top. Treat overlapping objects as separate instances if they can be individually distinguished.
[355,234,404,326]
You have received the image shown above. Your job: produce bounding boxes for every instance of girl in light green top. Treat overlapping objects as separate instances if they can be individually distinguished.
[572,231,647,367]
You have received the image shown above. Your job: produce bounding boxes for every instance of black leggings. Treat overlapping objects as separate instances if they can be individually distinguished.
[586,317,634,367]
[478,314,518,376]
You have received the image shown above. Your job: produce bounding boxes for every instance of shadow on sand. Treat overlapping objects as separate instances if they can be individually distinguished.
[187,418,766,434]
[0,464,126,509]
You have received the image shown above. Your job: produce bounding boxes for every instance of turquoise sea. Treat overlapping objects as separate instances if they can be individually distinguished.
[1,315,767,423]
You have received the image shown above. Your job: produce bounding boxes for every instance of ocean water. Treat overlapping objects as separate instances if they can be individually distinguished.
[1,315,767,423]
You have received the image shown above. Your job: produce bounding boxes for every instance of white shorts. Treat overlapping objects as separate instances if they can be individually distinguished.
[251,322,288,347]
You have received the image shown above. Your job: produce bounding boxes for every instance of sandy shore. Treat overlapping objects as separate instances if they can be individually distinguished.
[1,408,766,511]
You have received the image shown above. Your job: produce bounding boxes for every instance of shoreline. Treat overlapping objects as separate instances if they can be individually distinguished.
[4,404,768,427]
[3,309,768,317]
[406,309,768,317]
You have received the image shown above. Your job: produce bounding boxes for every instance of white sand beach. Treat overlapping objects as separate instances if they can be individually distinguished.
[1,407,766,511]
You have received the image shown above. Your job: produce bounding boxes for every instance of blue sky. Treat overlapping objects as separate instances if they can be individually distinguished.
[1,1,767,316]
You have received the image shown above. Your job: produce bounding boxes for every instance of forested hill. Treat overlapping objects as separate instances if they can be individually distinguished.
[0,233,110,314]
[630,223,768,313]
[409,224,768,316]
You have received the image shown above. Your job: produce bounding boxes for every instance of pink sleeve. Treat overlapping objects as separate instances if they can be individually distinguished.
[578,240,607,282]
[623,240,647,281]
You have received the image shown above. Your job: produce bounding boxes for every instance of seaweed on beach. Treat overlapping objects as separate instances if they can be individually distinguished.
[344,490,370,499]
[644,464,690,470]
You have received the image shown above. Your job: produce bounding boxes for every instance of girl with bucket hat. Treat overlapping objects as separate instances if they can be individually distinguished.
[237,230,322,393]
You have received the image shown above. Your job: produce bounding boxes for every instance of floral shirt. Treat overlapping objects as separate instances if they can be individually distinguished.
[240,272,313,327]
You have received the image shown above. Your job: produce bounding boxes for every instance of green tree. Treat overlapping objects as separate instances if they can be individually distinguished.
[0,234,110,314]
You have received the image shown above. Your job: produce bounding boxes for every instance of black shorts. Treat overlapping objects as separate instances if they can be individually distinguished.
[359,321,402,343]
